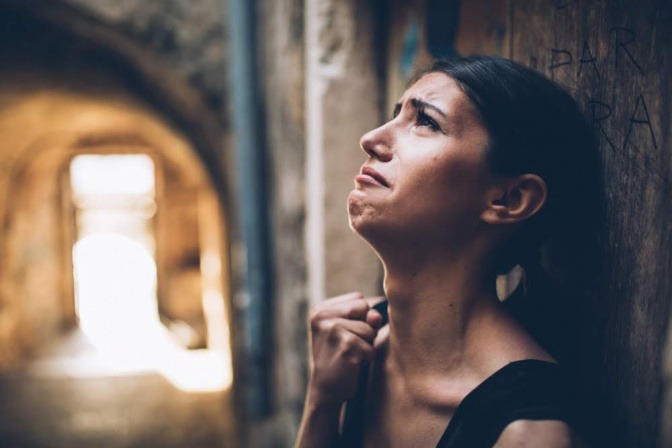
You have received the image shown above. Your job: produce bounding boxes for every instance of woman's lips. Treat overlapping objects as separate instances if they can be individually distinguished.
[356,166,389,187]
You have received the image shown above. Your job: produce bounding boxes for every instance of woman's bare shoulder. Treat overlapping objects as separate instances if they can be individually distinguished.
[495,420,587,448]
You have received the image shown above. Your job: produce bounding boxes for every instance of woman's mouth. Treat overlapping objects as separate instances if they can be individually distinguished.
[356,166,389,187]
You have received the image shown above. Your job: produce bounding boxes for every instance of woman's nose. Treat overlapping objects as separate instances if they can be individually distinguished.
[359,125,392,161]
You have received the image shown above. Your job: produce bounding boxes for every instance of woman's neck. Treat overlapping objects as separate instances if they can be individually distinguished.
[382,250,504,382]
[374,243,556,410]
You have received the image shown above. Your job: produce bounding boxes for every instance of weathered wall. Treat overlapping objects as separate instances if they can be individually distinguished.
[251,0,308,445]
[305,0,384,303]
[248,0,386,445]
[318,1,385,299]
[56,0,228,114]
[509,2,672,446]
[0,0,232,199]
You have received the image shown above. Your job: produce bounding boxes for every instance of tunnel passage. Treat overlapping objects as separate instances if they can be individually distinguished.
[0,3,239,447]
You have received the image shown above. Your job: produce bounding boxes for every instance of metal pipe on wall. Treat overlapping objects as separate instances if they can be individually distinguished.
[223,0,272,418]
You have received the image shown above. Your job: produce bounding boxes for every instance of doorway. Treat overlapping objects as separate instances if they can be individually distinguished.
[67,153,232,392]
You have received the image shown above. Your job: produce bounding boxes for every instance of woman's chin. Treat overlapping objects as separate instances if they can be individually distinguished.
[347,191,373,230]
[347,190,362,217]
[347,208,370,239]
[347,208,381,248]
[347,189,393,246]
[347,210,366,235]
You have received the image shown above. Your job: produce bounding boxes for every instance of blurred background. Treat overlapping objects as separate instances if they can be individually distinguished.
[0,0,670,447]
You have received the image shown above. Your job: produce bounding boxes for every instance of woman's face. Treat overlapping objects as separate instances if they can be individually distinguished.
[347,72,494,250]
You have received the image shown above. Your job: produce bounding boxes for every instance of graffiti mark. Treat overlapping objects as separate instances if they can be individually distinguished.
[578,40,601,79]
[549,48,573,71]
[587,97,666,187]
[610,27,645,76]
[588,100,616,152]
[623,94,657,151]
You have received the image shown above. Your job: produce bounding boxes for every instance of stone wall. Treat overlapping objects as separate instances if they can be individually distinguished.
[0,0,231,194]
[247,0,386,445]
[56,0,228,114]
[250,0,308,445]
[316,1,384,299]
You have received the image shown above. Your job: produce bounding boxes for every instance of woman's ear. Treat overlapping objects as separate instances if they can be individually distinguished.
[481,174,547,225]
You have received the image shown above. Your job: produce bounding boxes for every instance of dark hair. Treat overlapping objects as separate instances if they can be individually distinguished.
[420,56,603,362]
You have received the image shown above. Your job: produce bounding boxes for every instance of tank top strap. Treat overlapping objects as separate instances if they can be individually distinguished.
[340,306,573,448]
[436,359,573,447]
[339,300,389,448]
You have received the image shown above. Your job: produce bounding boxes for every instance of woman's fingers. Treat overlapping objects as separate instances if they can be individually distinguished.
[309,294,387,332]
[326,291,364,303]
[306,293,386,404]
[335,332,376,364]
[364,296,387,329]
[366,308,384,329]
[316,317,378,343]
[309,294,371,323]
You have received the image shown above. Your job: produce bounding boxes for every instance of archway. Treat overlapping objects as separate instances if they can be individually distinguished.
[0,3,239,446]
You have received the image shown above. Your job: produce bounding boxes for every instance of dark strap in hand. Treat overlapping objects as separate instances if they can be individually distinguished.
[339,300,388,448]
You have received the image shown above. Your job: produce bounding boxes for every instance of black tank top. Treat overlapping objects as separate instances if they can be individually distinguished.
[340,303,574,447]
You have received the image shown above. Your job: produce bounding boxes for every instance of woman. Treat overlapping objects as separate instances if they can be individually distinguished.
[296,56,600,447]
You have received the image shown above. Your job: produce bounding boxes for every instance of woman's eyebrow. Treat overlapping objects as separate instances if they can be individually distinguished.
[410,98,446,117]
[393,98,447,119]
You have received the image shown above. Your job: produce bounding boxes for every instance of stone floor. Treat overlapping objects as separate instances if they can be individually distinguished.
[0,330,240,448]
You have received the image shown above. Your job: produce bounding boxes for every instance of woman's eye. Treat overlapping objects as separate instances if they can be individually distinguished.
[415,111,440,131]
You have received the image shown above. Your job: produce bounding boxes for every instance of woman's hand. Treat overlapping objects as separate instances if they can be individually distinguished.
[307,292,385,404]
[296,292,384,448]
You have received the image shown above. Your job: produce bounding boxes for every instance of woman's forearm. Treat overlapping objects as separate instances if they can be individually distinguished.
[295,392,343,448]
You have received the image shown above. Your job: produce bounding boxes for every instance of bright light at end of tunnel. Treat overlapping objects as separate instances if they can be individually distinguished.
[73,234,232,392]
[70,154,155,197]
[71,221,231,392]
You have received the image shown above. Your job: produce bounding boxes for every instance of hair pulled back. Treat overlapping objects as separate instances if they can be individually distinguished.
[421,56,602,361]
